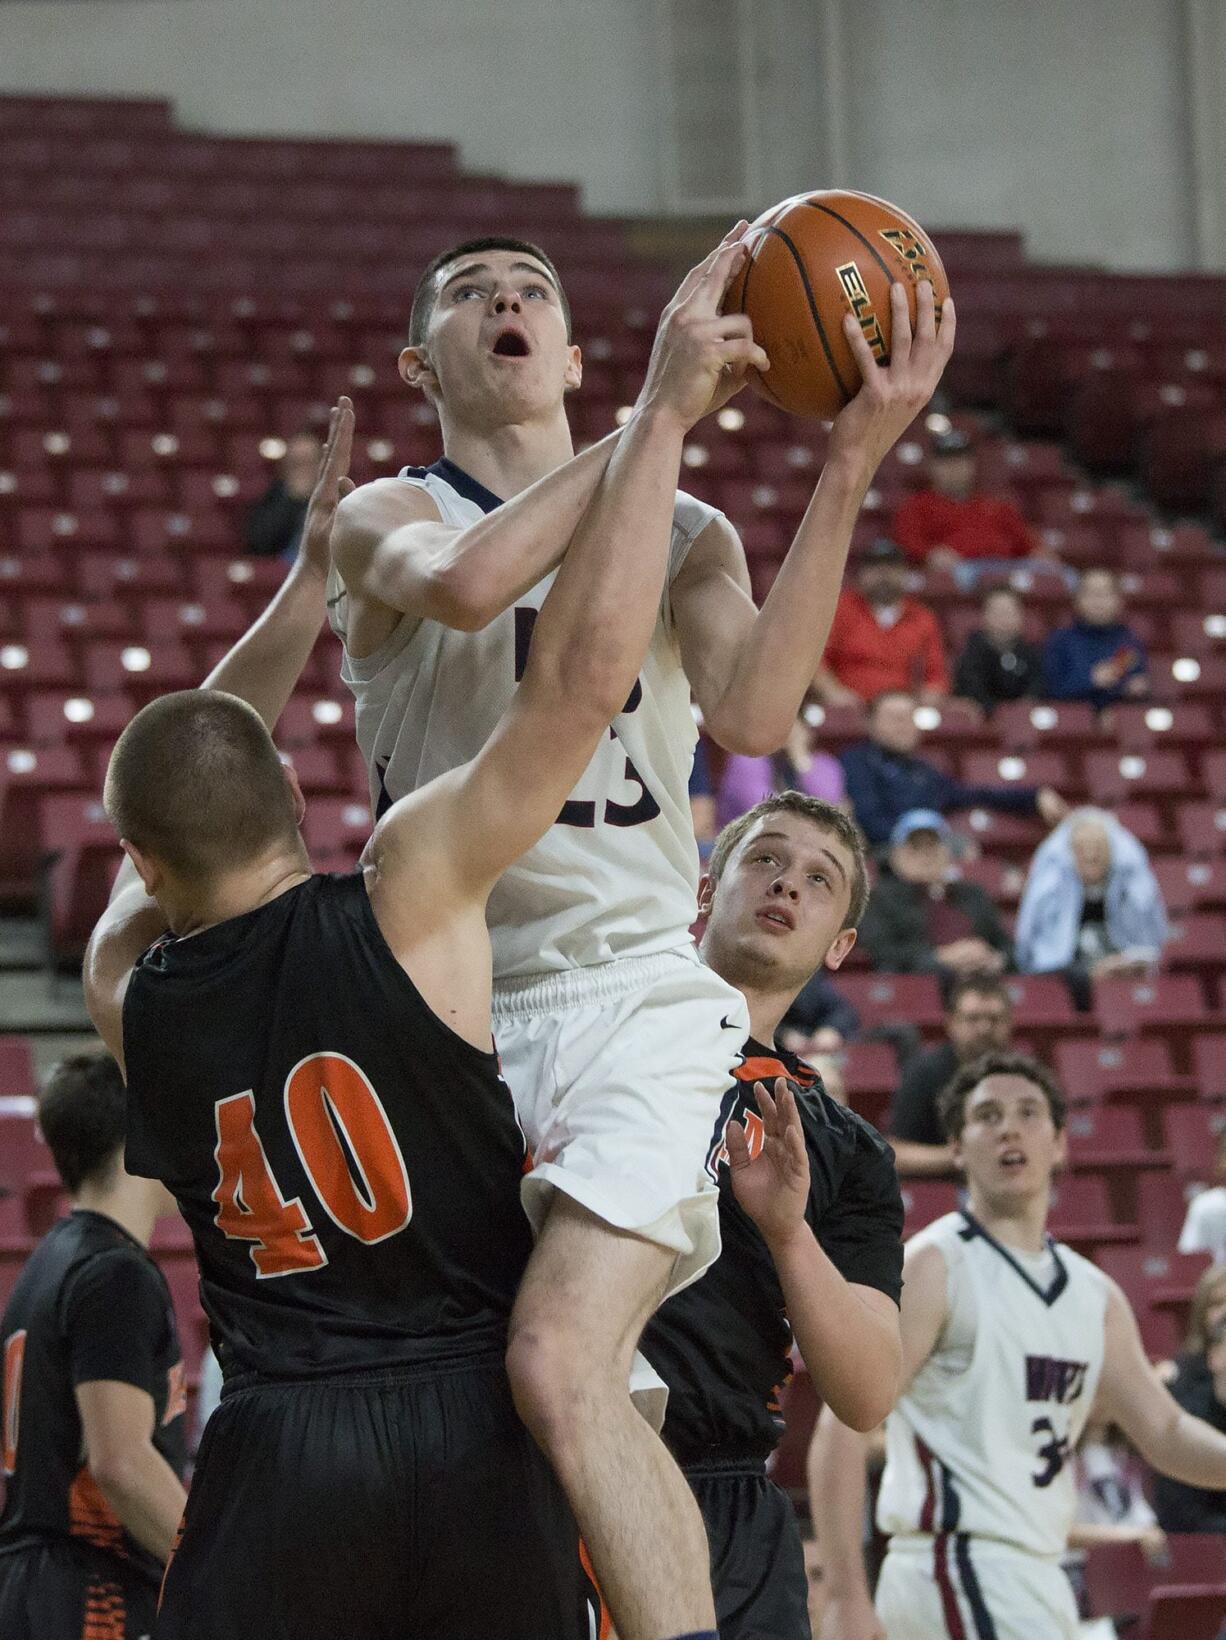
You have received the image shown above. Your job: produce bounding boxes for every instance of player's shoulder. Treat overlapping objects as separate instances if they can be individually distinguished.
[335,474,443,541]
[906,1210,968,1265]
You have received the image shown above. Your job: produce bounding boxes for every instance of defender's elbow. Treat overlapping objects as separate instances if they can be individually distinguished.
[704,708,791,760]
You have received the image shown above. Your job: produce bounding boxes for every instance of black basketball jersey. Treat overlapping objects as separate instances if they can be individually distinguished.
[122,871,535,1380]
[0,1210,187,1585]
[643,1039,904,1464]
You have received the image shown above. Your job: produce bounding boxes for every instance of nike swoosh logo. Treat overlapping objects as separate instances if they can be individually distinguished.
[720,1015,740,1031]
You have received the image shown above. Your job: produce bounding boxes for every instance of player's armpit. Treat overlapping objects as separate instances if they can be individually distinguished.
[83,874,167,1072]
[331,478,471,629]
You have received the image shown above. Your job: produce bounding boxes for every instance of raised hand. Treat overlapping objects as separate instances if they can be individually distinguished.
[295,396,355,582]
[829,281,955,473]
[726,1077,811,1252]
[637,223,771,431]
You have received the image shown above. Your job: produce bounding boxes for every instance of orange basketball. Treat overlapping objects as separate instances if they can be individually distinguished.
[724,190,950,420]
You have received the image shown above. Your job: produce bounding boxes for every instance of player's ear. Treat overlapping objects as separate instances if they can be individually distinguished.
[278,756,307,826]
[563,343,583,394]
[400,346,438,397]
[121,838,160,898]
[696,871,716,918]
[1052,1123,1069,1172]
[824,927,857,971]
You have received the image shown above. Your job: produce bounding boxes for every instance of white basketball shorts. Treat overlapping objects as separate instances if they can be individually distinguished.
[876,1535,1080,1640]
[492,944,750,1301]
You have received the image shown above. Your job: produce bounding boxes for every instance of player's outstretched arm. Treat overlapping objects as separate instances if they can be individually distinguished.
[809,1237,948,1640]
[332,425,622,634]
[84,402,354,1063]
[672,283,955,756]
[727,1080,901,1429]
[808,1407,883,1640]
[1096,1278,1226,1489]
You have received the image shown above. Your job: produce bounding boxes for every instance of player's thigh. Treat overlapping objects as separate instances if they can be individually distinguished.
[0,1543,156,1640]
[691,1472,810,1640]
[156,1377,414,1640]
[513,1192,675,1365]
[876,1539,1079,1640]
[412,1367,589,1640]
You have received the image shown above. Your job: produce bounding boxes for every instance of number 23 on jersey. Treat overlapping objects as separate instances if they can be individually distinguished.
[212,1052,412,1278]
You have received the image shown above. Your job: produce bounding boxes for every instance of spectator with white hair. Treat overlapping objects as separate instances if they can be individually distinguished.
[1014,808,1168,1008]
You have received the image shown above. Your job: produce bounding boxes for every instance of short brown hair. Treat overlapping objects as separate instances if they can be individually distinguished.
[948,974,1013,1013]
[707,791,870,929]
[408,236,572,347]
[38,1053,126,1193]
[104,690,299,880]
[937,1050,1067,1140]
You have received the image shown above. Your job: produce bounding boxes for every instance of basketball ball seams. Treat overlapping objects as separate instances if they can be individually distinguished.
[799,198,898,289]
[733,232,788,411]
[761,224,853,408]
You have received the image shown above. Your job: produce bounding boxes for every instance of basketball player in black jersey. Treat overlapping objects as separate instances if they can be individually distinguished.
[0,1053,187,1640]
[641,792,905,1640]
[83,239,769,1640]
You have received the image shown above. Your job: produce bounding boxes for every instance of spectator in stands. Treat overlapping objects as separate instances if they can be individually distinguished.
[1067,1418,1166,1565]
[1152,1317,1226,1532]
[951,586,1044,713]
[716,707,845,829]
[779,969,861,1056]
[1014,808,1168,1009]
[0,1055,187,1640]
[840,688,1068,846]
[1178,1129,1226,1267]
[1043,568,1150,709]
[857,810,1012,982]
[892,428,1036,573]
[243,431,323,559]
[813,539,949,706]
[689,737,718,859]
[888,974,1014,1177]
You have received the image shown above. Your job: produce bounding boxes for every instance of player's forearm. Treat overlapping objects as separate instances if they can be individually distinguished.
[705,453,874,751]
[526,407,684,723]
[91,1443,186,1563]
[396,429,621,628]
[809,1405,876,1600]
[1140,1403,1226,1490]
[770,1228,901,1430]
[200,562,325,732]
[888,1138,957,1178]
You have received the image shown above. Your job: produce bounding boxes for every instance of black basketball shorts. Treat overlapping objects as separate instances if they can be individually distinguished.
[157,1354,592,1640]
[686,1459,811,1640]
[0,1540,159,1640]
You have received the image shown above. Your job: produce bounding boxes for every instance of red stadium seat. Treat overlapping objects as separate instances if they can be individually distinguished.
[1048,1172,1135,1250]
[1166,913,1226,975]
[900,1177,959,1234]
[1176,803,1226,858]
[829,975,946,1035]
[81,638,196,697]
[1094,1246,1211,1357]
[301,796,372,869]
[1065,1105,1166,1169]
[1093,976,1211,1046]
[39,792,121,963]
[1082,749,1198,805]
[1164,1105,1226,1181]
[1053,1037,1194,1103]
[1001,975,1081,1041]
[1135,1168,1197,1246]
[0,1036,36,1100]
[1153,857,1226,914]
[0,743,87,900]
[992,700,1099,752]
[1111,702,1217,753]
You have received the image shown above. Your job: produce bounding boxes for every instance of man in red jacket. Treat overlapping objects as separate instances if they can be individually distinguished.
[813,539,949,705]
[893,428,1035,570]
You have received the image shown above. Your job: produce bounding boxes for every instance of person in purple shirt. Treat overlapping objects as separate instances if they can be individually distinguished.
[717,709,845,829]
[1043,568,1150,710]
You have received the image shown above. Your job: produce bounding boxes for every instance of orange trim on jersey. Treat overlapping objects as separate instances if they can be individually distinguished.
[2,1328,26,1474]
[163,1359,187,1426]
[578,1539,612,1640]
[734,1055,818,1089]
[69,1466,125,1554]
[80,1576,127,1640]
[159,1512,186,1614]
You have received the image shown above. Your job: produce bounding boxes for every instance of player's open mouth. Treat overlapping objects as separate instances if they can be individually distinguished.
[491,328,531,358]
[999,1149,1026,1171]
[756,907,794,932]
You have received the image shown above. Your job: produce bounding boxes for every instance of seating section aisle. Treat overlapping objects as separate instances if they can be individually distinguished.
[4,100,1226,1529]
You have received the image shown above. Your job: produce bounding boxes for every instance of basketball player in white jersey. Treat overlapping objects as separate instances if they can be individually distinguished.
[330,229,952,1639]
[810,1052,1226,1640]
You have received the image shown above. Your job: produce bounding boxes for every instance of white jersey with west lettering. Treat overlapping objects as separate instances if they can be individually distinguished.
[877,1210,1109,1559]
[329,458,718,982]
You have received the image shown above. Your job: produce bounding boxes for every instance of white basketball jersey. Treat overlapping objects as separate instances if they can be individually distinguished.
[877,1211,1109,1558]
[330,460,719,981]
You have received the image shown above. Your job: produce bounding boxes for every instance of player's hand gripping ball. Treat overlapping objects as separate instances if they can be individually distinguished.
[723,190,951,420]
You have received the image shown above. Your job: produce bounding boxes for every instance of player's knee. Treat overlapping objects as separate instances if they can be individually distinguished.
[506,1317,603,1452]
